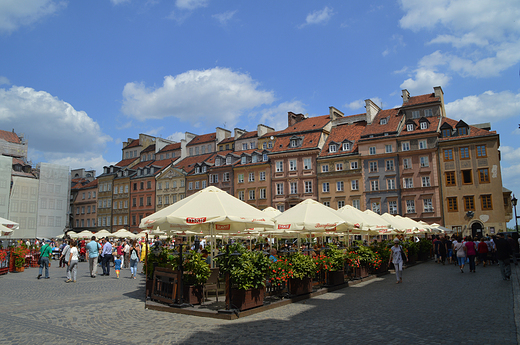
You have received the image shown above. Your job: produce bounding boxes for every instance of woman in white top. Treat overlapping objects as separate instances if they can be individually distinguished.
[67,240,79,283]
[453,236,467,273]
[388,238,407,284]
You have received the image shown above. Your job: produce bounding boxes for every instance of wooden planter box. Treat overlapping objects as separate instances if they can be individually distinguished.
[183,285,203,305]
[288,277,313,296]
[353,266,368,278]
[326,270,345,286]
[0,267,8,275]
[14,266,24,272]
[231,287,265,311]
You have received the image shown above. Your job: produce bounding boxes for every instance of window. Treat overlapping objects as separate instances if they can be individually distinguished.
[385,145,392,153]
[277,204,284,212]
[370,180,379,191]
[337,200,345,208]
[463,196,475,211]
[403,178,413,189]
[369,161,378,172]
[402,142,410,151]
[342,142,351,151]
[442,129,451,138]
[158,196,162,205]
[336,181,344,191]
[249,190,256,200]
[419,140,427,149]
[403,158,411,169]
[195,181,200,189]
[476,145,487,158]
[478,168,490,183]
[289,159,297,171]
[481,195,492,210]
[146,196,152,206]
[335,163,343,171]
[406,124,414,131]
[290,138,299,147]
[290,182,297,194]
[386,160,394,171]
[420,156,429,167]
[305,181,312,193]
[238,191,245,201]
[259,171,265,181]
[424,109,432,117]
[215,158,221,166]
[369,147,376,155]
[372,202,380,214]
[259,188,266,199]
[351,180,359,191]
[263,154,268,162]
[210,174,219,183]
[158,182,162,190]
[241,157,246,164]
[447,197,458,212]
[132,198,136,207]
[322,164,329,172]
[222,171,229,182]
[139,197,144,206]
[249,172,255,182]
[263,142,267,149]
[322,182,330,193]
[276,183,284,195]
[172,195,177,203]
[387,179,395,190]
[458,127,468,136]
[164,195,169,205]
[304,158,312,170]
[389,200,397,214]
[166,181,170,189]
[242,143,247,150]
[276,161,283,172]
[422,176,431,187]
[329,145,337,153]
[140,182,144,190]
[444,149,454,161]
[406,200,415,213]
[238,174,244,183]
[323,201,330,207]
[351,161,358,169]
[352,200,360,209]
[380,118,388,125]
[462,170,473,184]
[226,156,232,165]
[188,182,193,190]
[460,147,470,159]
[202,180,206,188]
[420,121,428,130]
[412,110,420,119]
[423,198,433,212]
[268,141,273,149]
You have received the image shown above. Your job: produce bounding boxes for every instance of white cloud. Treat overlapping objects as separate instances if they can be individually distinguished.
[299,6,334,28]
[212,10,237,25]
[166,131,184,142]
[400,67,451,95]
[501,163,520,196]
[346,99,364,110]
[47,154,113,178]
[110,0,130,5]
[258,101,306,131]
[0,0,65,34]
[0,76,10,86]
[501,146,520,162]
[176,0,208,10]
[0,86,111,160]
[445,90,520,123]
[121,67,275,129]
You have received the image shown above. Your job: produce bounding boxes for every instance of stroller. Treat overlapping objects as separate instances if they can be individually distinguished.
[79,246,86,262]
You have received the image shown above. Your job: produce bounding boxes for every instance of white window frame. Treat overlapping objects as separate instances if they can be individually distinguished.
[385,145,392,153]
[389,200,397,214]
[290,182,297,194]
[419,140,427,149]
[336,181,344,191]
[289,159,297,171]
[329,144,337,153]
[402,142,410,151]
[369,146,376,155]
[351,180,359,191]
[420,156,429,167]
[350,161,358,169]
[335,163,343,171]
[406,200,416,213]
[304,181,312,193]
[303,158,312,170]
[370,180,379,191]
[322,182,330,193]
[421,176,431,187]
[322,164,329,172]
[276,161,283,172]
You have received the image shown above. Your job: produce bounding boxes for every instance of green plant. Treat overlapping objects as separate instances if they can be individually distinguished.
[268,258,291,287]
[418,238,433,255]
[323,244,345,271]
[12,246,29,268]
[145,245,178,279]
[183,251,210,286]
[287,252,315,279]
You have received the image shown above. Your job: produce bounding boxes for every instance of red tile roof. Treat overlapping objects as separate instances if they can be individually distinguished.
[319,122,366,157]
[237,131,258,140]
[158,142,181,152]
[278,115,330,135]
[403,93,440,107]
[398,117,441,137]
[438,118,496,142]
[270,131,323,153]
[115,158,139,167]
[141,144,155,153]
[174,153,215,174]
[219,137,235,144]
[81,179,98,189]
[187,133,216,146]
[259,130,283,138]
[12,157,29,166]
[360,108,402,138]
[125,139,140,149]
[0,129,21,144]
[12,170,36,178]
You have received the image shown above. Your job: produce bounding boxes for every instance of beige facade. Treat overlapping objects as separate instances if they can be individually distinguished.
[155,165,186,210]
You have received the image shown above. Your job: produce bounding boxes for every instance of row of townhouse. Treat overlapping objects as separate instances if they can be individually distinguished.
[71,86,513,238]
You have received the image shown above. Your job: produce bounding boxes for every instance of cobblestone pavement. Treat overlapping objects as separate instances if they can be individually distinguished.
[0,259,517,345]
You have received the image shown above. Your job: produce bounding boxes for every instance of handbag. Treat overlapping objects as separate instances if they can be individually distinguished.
[400,246,407,262]
[37,256,42,265]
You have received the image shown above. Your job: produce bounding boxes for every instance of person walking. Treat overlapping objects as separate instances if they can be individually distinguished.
[495,233,512,280]
[445,236,453,265]
[454,237,467,273]
[465,236,477,273]
[388,238,407,284]
[123,240,130,269]
[129,241,140,279]
[37,240,53,279]
[477,237,489,267]
[61,240,71,281]
[66,240,79,283]
[85,236,101,278]
[114,255,122,279]
[101,238,113,276]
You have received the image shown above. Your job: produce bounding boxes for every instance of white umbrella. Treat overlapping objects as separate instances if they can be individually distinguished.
[0,216,19,230]
[77,230,94,238]
[95,229,112,239]
[112,229,135,239]
[0,224,13,236]
[339,205,392,231]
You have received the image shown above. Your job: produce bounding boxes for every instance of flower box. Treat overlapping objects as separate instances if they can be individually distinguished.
[326,270,345,286]
[182,285,203,305]
[231,287,265,311]
[353,266,368,278]
[15,266,24,273]
[0,267,8,275]
[288,277,313,296]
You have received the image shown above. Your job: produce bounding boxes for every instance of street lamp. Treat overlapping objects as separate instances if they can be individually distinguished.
[512,194,519,233]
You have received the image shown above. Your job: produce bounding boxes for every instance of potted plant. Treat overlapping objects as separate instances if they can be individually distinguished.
[12,246,29,272]
[182,251,210,305]
[417,238,432,261]
[369,241,391,274]
[0,249,9,275]
[286,252,315,295]
[322,245,346,286]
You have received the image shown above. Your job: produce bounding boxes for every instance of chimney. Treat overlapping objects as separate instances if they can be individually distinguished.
[329,106,344,122]
[401,89,410,103]
[234,128,247,140]
[180,139,187,159]
[288,112,306,126]
[433,86,446,117]
[257,124,274,138]
[365,99,381,125]
[216,127,231,143]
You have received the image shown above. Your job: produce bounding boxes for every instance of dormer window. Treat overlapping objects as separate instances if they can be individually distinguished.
[262,142,267,149]
[406,123,414,131]
[442,129,451,137]
[290,139,299,148]
[241,156,246,164]
[252,155,258,163]
[458,127,468,136]
[137,170,141,176]
[329,144,337,153]
[215,158,221,167]
[263,153,268,162]
[195,167,200,174]
[226,156,231,165]
[268,141,273,148]
[342,142,351,151]
[380,118,388,125]
[202,166,206,173]
[420,121,428,130]
[455,120,469,136]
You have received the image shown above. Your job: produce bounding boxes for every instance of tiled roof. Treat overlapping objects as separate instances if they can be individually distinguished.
[360,108,402,138]
[125,139,140,149]
[12,170,36,178]
[115,158,138,167]
[237,131,258,140]
[438,118,496,142]
[12,157,29,166]
[174,152,215,174]
[319,122,365,157]
[158,142,181,152]
[141,144,155,153]
[278,115,330,135]
[186,133,216,146]
[270,131,323,153]
[0,129,21,144]
[398,117,441,136]
[403,93,440,107]
[219,137,235,144]
[259,130,283,138]
[81,179,98,189]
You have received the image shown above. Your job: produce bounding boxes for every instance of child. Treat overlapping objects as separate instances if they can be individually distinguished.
[114,255,122,279]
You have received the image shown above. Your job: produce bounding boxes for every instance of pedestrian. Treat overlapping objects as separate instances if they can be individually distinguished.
[116,241,124,268]
[58,241,67,267]
[37,240,53,279]
[388,238,407,284]
[123,240,130,269]
[465,236,477,273]
[66,240,78,283]
[506,234,519,266]
[114,255,122,279]
[101,238,113,276]
[477,237,489,267]
[445,236,453,265]
[495,233,512,280]
[439,237,447,265]
[433,235,441,263]
[454,236,467,273]
[129,240,140,279]
[61,240,71,281]
[85,236,101,278]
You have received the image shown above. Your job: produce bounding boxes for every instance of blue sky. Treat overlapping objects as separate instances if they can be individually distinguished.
[1,0,519,222]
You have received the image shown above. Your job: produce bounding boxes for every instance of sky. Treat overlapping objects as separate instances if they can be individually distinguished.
[1,0,519,225]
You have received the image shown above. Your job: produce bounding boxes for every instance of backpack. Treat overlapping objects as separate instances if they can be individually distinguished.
[131,249,138,261]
